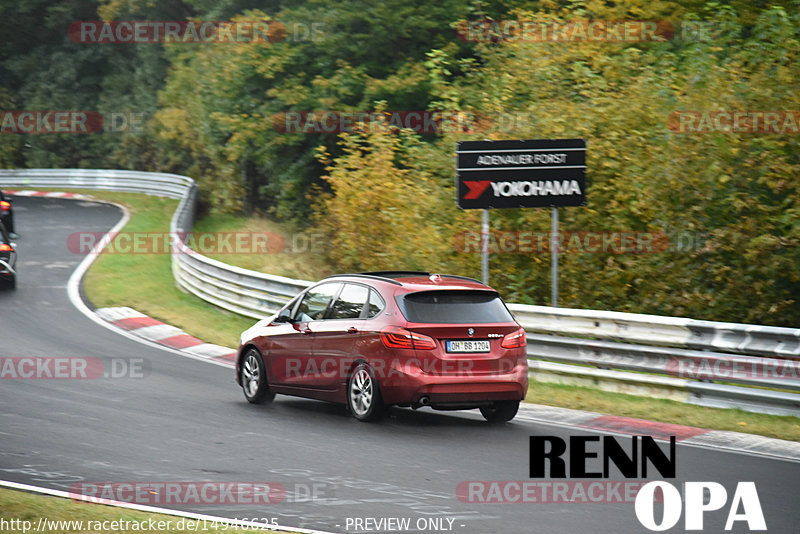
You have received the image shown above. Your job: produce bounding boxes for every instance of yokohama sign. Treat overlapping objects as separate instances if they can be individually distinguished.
[456,139,586,209]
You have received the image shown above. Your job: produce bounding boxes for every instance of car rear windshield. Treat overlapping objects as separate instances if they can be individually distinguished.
[398,290,515,324]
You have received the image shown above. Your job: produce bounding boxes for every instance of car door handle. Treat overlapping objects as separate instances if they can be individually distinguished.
[301,328,312,335]
[347,327,358,334]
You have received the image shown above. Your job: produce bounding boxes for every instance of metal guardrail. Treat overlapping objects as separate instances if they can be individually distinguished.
[174,251,310,319]
[508,303,800,358]
[0,168,193,199]
[525,333,800,392]
[2,168,799,416]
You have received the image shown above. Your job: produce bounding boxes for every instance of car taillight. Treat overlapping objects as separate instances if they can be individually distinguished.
[0,244,12,252]
[381,326,437,350]
[501,328,526,349]
[0,201,9,212]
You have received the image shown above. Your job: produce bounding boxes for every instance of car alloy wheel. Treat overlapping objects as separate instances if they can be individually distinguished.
[241,348,274,403]
[348,362,383,421]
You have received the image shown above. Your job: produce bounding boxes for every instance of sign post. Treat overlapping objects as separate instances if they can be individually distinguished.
[456,139,586,302]
[481,209,489,285]
[551,206,559,307]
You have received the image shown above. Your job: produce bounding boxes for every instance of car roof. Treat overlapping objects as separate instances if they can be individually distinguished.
[320,272,494,292]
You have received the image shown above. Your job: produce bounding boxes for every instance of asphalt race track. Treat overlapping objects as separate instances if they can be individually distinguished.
[1,195,798,534]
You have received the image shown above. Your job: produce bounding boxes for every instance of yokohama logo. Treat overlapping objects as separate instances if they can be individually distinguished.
[462,181,491,199]
[492,180,582,197]
[464,180,582,199]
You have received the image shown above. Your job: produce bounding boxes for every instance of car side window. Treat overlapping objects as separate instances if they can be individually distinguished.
[295,283,340,322]
[365,289,385,319]
[328,283,369,320]
[276,306,293,322]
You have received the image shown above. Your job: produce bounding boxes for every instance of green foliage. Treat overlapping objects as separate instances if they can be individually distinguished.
[151,0,473,219]
[314,121,458,272]
[1,0,797,325]
[315,2,799,326]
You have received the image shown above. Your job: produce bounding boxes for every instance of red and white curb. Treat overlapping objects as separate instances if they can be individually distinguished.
[95,307,237,367]
[4,190,91,199]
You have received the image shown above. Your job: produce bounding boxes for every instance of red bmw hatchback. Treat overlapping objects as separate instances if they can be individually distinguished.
[235,272,528,422]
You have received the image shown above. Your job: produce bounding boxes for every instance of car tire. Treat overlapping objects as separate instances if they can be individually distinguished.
[240,348,274,404]
[9,275,15,290]
[480,400,520,423]
[347,362,384,422]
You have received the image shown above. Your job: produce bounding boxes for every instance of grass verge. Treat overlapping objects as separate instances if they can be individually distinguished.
[30,189,800,442]
[0,487,281,533]
[75,192,254,347]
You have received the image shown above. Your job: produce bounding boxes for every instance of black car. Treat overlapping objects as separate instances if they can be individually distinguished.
[0,190,14,235]
[0,221,16,289]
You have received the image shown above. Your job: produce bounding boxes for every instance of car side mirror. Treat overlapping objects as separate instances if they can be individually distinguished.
[273,314,294,324]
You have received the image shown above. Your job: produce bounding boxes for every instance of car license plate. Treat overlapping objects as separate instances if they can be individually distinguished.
[446,340,490,353]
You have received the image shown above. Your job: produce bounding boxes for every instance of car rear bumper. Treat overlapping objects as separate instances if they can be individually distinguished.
[378,360,528,406]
